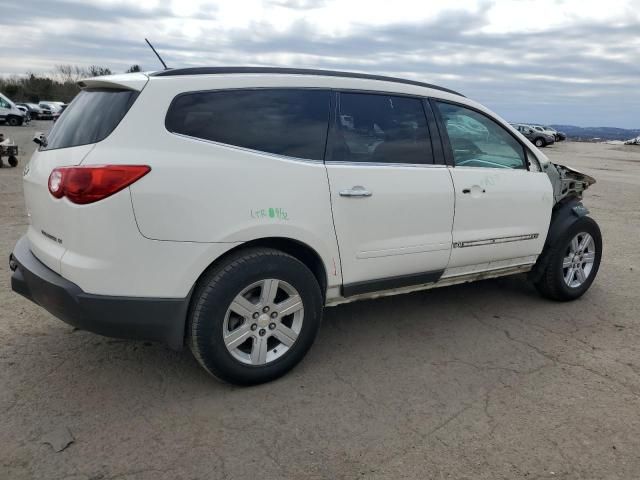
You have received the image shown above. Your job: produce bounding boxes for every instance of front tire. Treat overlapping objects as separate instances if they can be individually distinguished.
[534,137,546,148]
[189,248,323,385]
[7,116,22,127]
[534,216,602,301]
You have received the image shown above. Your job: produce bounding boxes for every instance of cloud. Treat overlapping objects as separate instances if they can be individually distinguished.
[0,0,174,24]
[0,0,638,127]
[268,0,328,9]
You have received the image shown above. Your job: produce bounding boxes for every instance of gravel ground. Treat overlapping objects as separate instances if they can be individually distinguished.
[1,121,639,480]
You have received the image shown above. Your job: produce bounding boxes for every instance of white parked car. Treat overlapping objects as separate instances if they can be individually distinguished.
[10,68,601,385]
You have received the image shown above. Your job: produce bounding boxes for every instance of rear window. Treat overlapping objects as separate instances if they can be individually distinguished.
[165,89,330,161]
[43,88,138,151]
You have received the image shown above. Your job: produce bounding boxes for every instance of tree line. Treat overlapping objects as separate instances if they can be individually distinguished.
[0,64,141,104]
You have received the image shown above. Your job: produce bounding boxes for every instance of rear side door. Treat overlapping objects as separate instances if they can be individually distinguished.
[326,91,455,296]
[432,100,552,271]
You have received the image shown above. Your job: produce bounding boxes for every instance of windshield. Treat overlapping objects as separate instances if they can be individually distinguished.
[0,95,15,108]
[43,88,138,151]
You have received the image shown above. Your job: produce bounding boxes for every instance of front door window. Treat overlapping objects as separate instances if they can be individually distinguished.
[436,102,526,170]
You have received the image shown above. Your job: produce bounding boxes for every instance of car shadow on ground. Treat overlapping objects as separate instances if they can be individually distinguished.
[6,274,544,396]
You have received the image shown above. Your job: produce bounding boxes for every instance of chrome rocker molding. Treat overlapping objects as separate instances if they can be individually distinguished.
[327,262,534,307]
[453,233,539,249]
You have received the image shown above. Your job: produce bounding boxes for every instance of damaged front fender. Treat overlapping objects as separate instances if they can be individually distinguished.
[545,163,596,204]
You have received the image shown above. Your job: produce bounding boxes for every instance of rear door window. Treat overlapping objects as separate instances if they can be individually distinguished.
[166,89,331,161]
[330,92,433,164]
[44,89,139,151]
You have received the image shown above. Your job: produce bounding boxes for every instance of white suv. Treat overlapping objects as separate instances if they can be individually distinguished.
[10,68,602,385]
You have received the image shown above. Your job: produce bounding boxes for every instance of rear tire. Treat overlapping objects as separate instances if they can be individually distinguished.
[8,156,18,167]
[189,248,323,385]
[534,216,602,301]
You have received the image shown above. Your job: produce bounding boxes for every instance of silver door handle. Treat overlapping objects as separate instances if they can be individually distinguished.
[339,186,372,198]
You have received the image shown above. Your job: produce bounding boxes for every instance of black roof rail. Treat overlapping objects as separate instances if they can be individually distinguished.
[150,67,464,97]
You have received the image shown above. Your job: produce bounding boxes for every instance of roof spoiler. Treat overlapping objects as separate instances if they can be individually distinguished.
[77,73,149,91]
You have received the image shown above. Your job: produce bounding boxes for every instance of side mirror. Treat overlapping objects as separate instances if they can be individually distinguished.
[33,133,47,147]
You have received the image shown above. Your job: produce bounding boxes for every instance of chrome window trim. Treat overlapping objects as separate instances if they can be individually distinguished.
[325,160,447,168]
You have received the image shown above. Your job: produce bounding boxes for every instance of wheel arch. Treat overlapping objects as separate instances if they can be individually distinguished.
[529,196,588,282]
[235,237,328,296]
[181,236,329,348]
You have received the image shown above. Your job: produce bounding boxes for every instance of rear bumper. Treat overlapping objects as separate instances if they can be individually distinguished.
[9,235,188,350]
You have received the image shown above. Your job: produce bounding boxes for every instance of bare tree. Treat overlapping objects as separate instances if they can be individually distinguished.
[88,65,112,77]
[54,64,89,83]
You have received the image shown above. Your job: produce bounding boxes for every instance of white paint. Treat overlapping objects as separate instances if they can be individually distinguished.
[327,163,454,285]
[447,167,553,268]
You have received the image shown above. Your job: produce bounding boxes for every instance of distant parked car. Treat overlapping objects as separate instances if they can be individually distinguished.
[38,101,61,111]
[0,92,27,126]
[530,125,565,142]
[38,102,61,120]
[511,124,555,147]
[544,126,566,141]
[37,104,55,120]
[41,101,68,119]
[15,105,31,123]
[41,101,67,110]
[16,103,44,120]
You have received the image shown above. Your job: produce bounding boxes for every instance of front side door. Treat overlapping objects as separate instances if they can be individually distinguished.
[326,92,455,296]
[433,100,553,271]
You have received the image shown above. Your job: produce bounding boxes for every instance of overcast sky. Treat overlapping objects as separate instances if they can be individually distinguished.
[1,0,639,128]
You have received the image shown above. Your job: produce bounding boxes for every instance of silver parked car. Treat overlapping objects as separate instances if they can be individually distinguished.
[511,123,555,147]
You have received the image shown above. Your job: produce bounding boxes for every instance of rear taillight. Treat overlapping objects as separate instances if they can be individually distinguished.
[48,165,151,204]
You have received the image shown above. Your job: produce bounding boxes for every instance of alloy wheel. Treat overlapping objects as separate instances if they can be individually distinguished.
[563,232,596,288]
[222,279,304,365]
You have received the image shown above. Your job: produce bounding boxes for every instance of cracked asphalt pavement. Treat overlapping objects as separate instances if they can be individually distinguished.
[1,122,639,479]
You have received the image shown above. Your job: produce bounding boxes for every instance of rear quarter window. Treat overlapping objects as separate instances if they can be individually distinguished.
[165,89,330,161]
[43,88,138,151]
